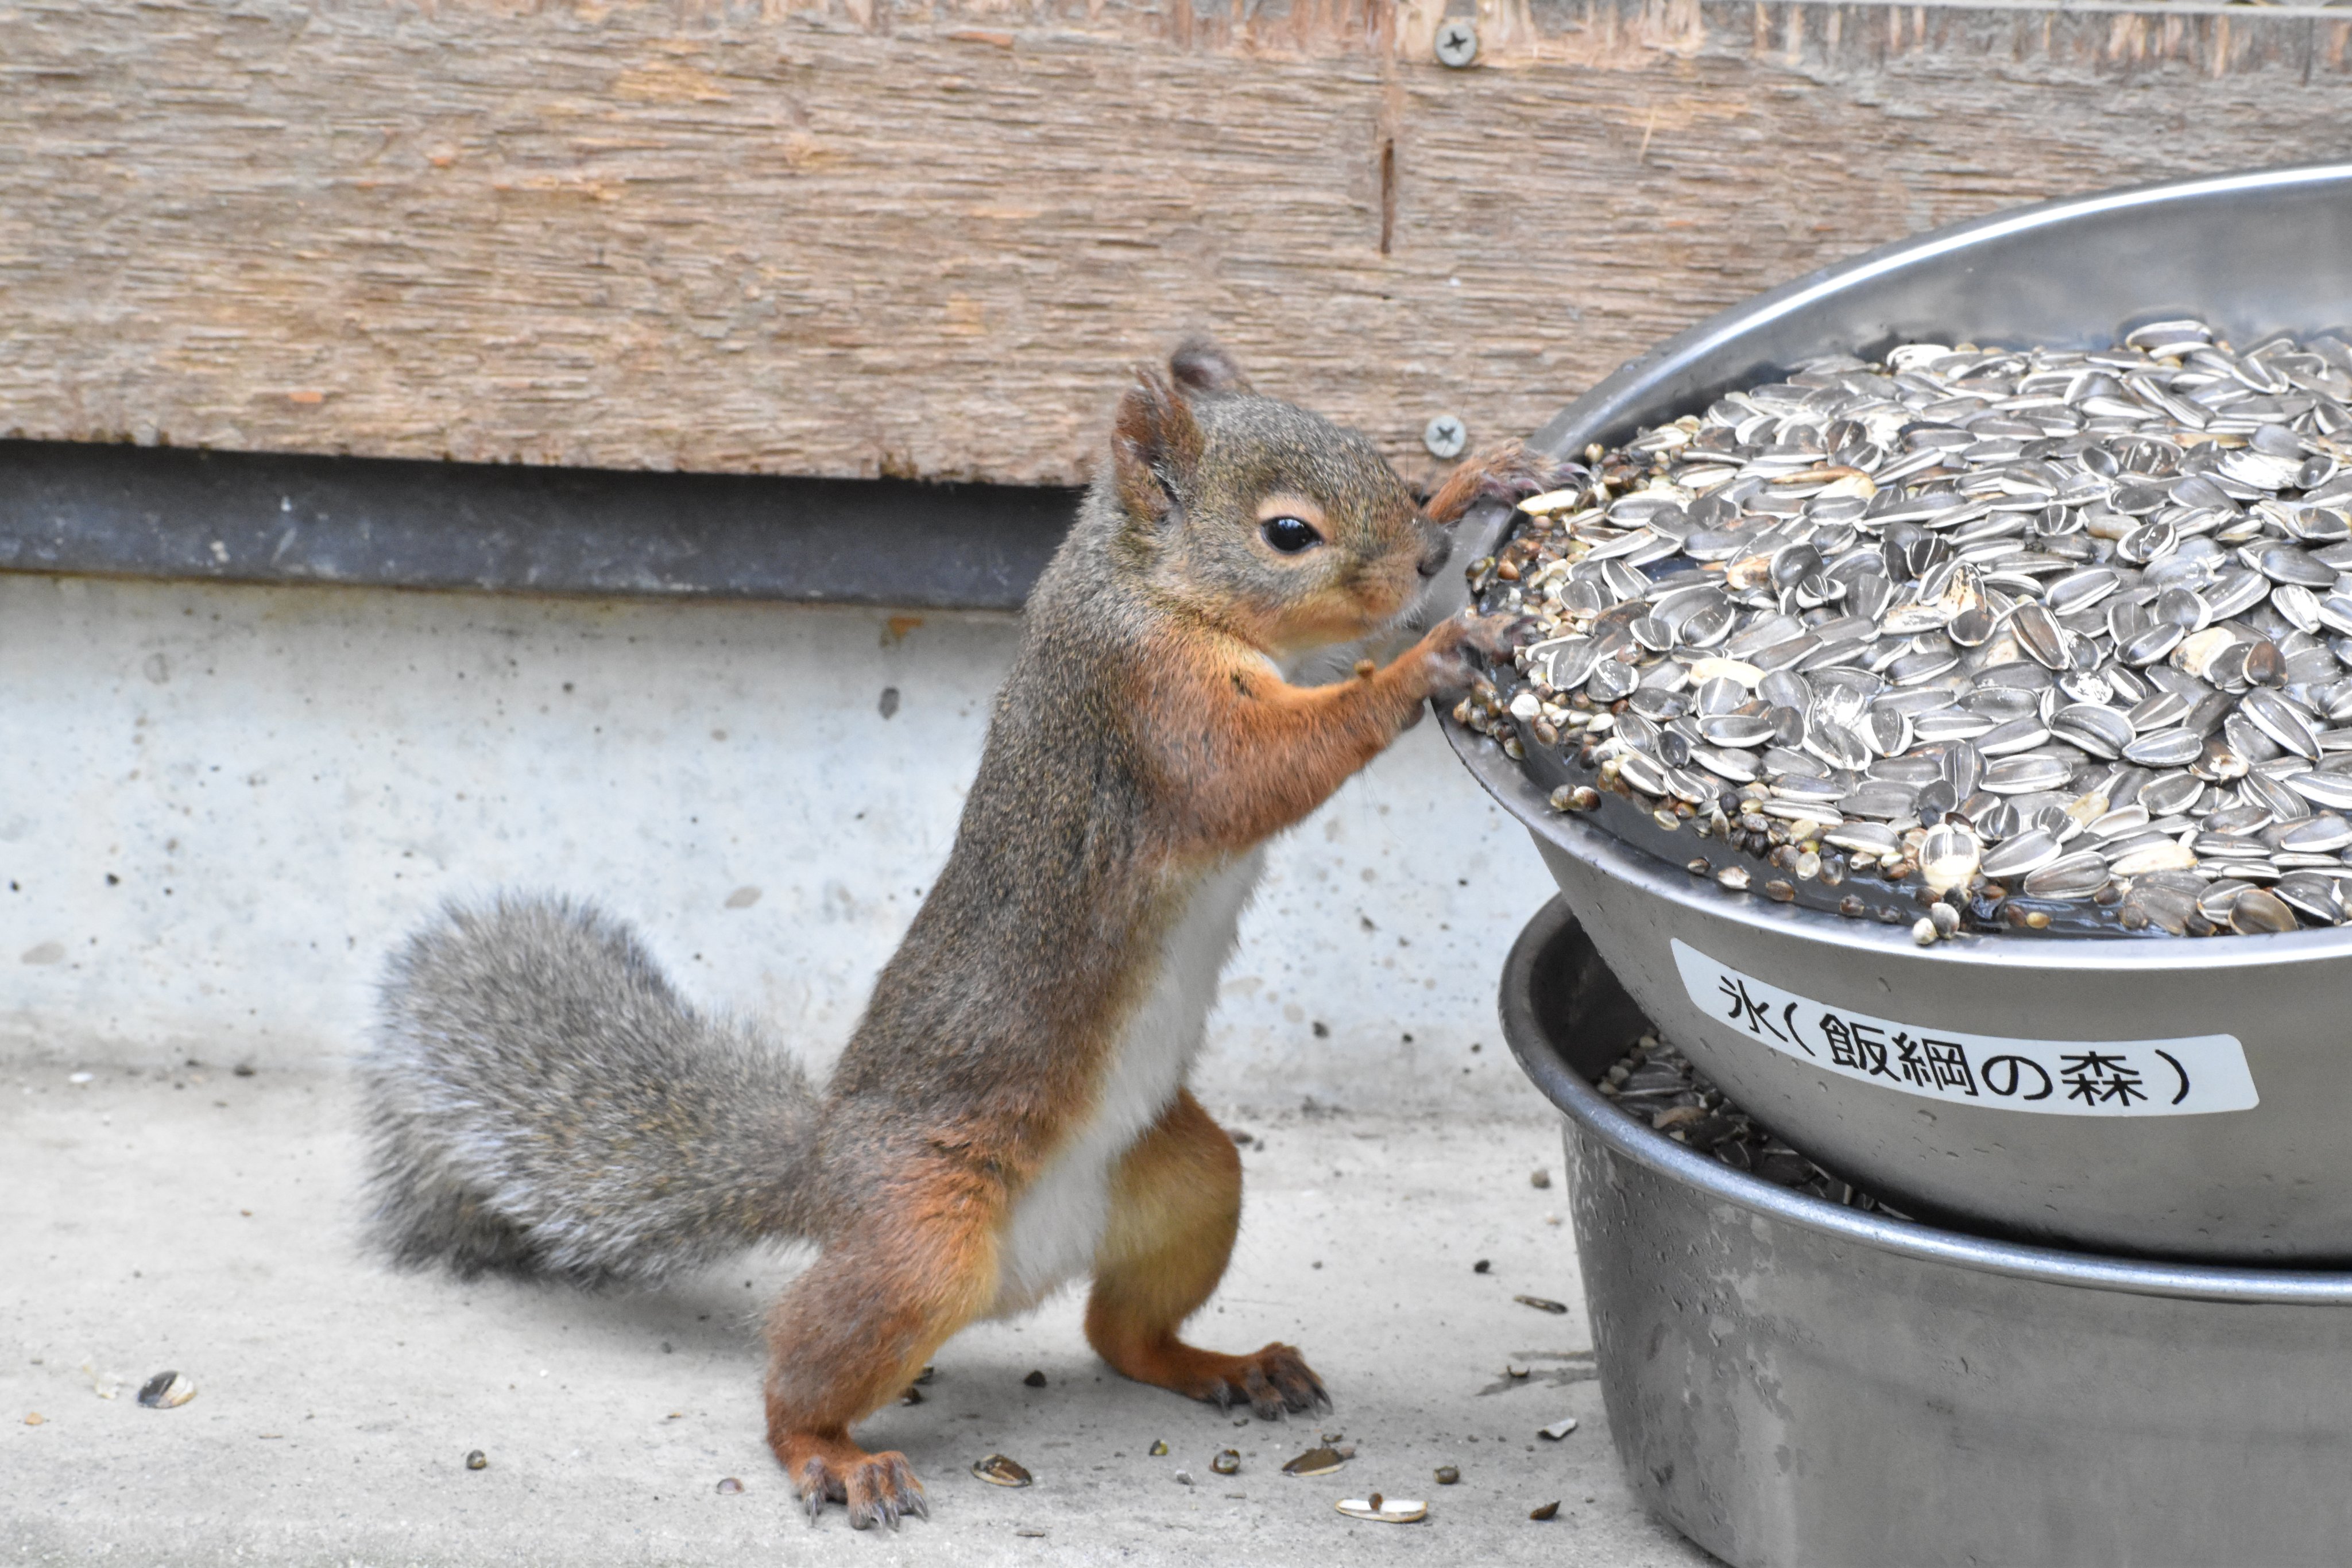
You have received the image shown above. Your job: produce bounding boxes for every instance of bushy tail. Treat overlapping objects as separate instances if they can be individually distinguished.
[361,895,821,1288]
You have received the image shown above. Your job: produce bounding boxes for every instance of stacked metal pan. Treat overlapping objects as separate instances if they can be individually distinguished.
[1454,164,2352,1566]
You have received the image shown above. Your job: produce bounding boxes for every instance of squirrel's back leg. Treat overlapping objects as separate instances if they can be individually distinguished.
[762,1158,1003,1528]
[1082,1090,1329,1418]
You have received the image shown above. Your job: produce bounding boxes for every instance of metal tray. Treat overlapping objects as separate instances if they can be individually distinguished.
[1500,896,2352,1568]
[1446,164,2352,1260]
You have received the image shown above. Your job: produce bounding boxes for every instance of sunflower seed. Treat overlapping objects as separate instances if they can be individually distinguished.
[1588,659,1638,702]
[2108,839,2198,876]
[2284,771,2352,810]
[1918,822,1982,892]
[2010,603,2071,669]
[1700,714,1777,748]
[2274,872,2342,923]
[2122,622,2188,666]
[2051,704,2133,758]
[2022,850,2112,899]
[2122,729,2204,768]
[137,1372,196,1410]
[1477,320,2352,940]
[2229,887,2301,934]
[2243,688,2322,760]
[973,1454,1034,1487]
[1980,756,2074,795]
[2282,814,2352,853]
[1975,718,2052,757]
[1823,822,1904,855]
[2258,544,2338,588]
[1981,830,2063,878]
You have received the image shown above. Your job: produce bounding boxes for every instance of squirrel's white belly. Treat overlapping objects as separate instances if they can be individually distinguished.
[988,848,1265,1317]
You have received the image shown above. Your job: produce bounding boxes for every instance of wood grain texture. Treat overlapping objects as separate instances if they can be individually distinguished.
[3,0,2350,488]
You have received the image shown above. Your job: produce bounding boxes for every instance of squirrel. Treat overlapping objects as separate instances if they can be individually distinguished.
[359,340,1568,1528]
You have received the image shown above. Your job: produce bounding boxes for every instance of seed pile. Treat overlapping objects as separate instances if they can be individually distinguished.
[1599,1033,1904,1216]
[1460,320,2352,939]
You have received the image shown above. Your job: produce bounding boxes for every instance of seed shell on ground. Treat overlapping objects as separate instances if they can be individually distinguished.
[1336,1496,1428,1523]
[135,1372,195,1410]
[972,1454,1034,1487]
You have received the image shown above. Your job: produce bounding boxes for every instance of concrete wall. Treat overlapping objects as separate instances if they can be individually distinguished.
[0,573,1558,1112]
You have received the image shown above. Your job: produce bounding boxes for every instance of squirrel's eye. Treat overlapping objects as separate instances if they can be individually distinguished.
[1262,516,1321,554]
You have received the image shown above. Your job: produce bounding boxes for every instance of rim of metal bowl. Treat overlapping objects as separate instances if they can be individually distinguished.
[1527,160,2352,460]
[1446,160,2352,975]
[1499,897,2352,1305]
[1449,718,2352,974]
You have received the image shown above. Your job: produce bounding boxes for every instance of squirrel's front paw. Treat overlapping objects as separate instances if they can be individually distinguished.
[1419,612,1535,694]
[1425,441,1592,523]
[1456,611,1540,661]
[1416,640,1479,700]
[1466,441,1591,503]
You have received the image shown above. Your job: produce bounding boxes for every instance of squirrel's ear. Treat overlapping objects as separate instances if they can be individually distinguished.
[1112,366,1205,526]
[1168,338,1253,397]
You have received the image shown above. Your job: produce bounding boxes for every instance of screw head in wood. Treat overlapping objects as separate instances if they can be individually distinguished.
[1423,414,1469,459]
[1433,20,1478,67]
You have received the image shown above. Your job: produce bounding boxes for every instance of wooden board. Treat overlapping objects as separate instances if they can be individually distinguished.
[3,0,2350,489]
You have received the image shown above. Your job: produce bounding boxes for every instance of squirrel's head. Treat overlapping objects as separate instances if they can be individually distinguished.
[1107,340,1454,657]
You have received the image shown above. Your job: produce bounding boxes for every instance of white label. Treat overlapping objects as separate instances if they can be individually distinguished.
[1669,939,2257,1116]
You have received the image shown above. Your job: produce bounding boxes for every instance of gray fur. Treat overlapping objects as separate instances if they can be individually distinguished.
[361,895,820,1287]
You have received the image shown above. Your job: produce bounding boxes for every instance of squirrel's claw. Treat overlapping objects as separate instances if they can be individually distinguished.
[1257,1344,1332,1417]
[1421,611,1537,700]
[1216,1342,1329,1420]
[790,1447,927,1531]
[1241,1364,1286,1421]
[1458,611,1540,662]
[1423,441,1591,525]
[796,1459,832,1528]
[846,1453,926,1532]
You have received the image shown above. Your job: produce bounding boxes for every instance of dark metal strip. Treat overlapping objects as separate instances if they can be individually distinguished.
[0,440,1080,612]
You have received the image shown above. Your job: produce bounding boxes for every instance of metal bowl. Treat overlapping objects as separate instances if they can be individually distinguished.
[1446,164,2352,1261]
[1501,897,2352,1568]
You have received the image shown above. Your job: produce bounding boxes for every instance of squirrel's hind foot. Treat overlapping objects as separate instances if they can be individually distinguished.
[1144,1339,1331,1422]
[782,1436,929,1530]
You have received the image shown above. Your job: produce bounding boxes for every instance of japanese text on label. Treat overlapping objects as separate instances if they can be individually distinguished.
[1669,940,2257,1117]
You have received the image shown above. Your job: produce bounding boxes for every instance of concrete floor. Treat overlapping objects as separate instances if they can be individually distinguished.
[2,1062,1711,1567]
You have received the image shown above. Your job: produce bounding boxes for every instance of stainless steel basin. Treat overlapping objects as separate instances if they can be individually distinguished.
[1500,897,2352,1568]
[1446,164,2352,1260]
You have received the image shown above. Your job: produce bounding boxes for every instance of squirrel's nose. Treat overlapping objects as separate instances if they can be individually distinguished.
[1417,537,1454,579]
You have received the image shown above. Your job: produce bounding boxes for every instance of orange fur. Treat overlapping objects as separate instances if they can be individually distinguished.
[762,1162,1005,1526]
[1135,617,1468,853]
[1082,1090,1324,1412]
